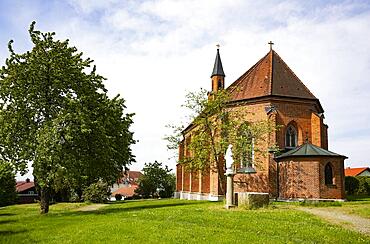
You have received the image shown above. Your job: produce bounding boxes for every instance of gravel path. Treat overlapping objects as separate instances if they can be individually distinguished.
[300,207,370,235]
[76,204,106,212]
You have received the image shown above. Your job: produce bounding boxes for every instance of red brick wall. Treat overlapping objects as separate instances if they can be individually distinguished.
[319,158,345,199]
[177,96,333,199]
[190,171,199,192]
[183,171,190,192]
[201,169,210,193]
[176,164,182,191]
[234,172,269,192]
[278,159,320,199]
[278,157,345,199]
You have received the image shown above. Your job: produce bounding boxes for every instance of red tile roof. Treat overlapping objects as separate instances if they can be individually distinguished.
[345,167,370,176]
[16,181,35,193]
[227,50,317,101]
[112,184,138,197]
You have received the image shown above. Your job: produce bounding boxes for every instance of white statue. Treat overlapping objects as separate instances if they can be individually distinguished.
[225,144,233,169]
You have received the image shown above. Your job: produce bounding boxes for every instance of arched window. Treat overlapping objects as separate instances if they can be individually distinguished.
[325,163,333,185]
[285,125,297,148]
[237,123,254,168]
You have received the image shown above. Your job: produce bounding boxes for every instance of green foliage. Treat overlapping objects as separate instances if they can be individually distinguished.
[357,176,370,195]
[82,182,110,203]
[345,176,360,195]
[166,88,277,176]
[0,22,135,213]
[135,161,175,198]
[0,161,17,206]
[299,200,342,207]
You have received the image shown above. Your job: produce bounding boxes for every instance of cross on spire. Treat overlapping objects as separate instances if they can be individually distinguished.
[268,41,274,51]
[216,44,220,49]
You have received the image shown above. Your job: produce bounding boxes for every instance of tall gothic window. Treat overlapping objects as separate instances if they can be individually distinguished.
[237,123,254,168]
[285,125,297,148]
[325,163,333,185]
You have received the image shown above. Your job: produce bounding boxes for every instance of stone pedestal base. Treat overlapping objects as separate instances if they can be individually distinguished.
[238,192,269,209]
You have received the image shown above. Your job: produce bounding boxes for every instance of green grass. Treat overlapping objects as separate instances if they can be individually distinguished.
[0,199,369,243]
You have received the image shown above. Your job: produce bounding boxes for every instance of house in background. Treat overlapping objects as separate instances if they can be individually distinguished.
[110,171,143,200]
[16,178,39,204]
[345,167,370,177]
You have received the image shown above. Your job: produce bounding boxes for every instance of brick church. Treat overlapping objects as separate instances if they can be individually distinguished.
[175,44,347,201]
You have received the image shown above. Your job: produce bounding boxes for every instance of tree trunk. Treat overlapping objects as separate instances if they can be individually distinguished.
[40,187,50,214]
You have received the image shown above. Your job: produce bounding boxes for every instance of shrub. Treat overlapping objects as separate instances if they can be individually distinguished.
[115,194,122,201]
[135,161,176,199]
[357,176,370,195]
[82,182,110,203]
[0,161,17,206]
[345,176,359,195]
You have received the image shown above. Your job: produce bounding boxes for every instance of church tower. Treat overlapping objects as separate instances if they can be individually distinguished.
[211,47,225,92]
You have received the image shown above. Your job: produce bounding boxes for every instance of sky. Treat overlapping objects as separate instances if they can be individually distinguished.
[0,0,370,180]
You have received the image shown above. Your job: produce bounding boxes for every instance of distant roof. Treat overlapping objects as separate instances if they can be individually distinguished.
[275,142,347,161]
[345,167,370,176]
[127,171,143,179]
[16,181,35,193]
[227,49,318,102]
[211,49,225,77]
[112,184,138,197]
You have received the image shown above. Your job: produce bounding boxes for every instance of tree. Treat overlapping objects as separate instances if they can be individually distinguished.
[0,22,135,213]
[82,181,110,203]
[166,89,276,194]
[135,161,176,198]
[0,161,17,206]
[345,176,360,195]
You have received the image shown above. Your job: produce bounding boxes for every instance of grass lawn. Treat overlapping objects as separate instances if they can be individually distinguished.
[0,199,369,243]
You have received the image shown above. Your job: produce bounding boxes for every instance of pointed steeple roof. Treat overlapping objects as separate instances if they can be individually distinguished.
[227,49,317,101]
[211,48,225,78]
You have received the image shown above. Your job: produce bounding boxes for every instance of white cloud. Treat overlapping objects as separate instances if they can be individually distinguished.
[1,0,370,180]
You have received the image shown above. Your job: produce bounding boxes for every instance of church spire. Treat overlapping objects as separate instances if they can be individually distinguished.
[211,45,225,78]
[211,45,225,92]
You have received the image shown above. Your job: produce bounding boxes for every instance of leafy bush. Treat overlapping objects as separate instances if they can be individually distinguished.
[345,176,360,195]
[115,194,122,201]
[82,182,110,203]
[135,161,176,199]
[0,161,17,206]
[357,176,370,195]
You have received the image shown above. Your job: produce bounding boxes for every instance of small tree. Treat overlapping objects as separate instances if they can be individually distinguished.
[82,182,110,203]
[0,161,17,206]
[345,176,360,195]
[166,89,276,193]
[135,161,175,198]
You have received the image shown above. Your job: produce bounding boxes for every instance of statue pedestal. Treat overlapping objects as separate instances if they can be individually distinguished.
[225,168,236,209]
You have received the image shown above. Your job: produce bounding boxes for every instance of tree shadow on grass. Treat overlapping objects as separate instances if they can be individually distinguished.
[65,200,211,216]
[0,213,15,217]
[0,219,17,225]
[0,229,28,236]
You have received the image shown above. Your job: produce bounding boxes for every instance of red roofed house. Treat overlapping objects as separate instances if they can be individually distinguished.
[345,167,370,177]
[175,45,347,201]
[16,178,39,204]
[110,171,143,200]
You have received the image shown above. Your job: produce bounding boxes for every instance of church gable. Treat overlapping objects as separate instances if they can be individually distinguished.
[227,50,316,102]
